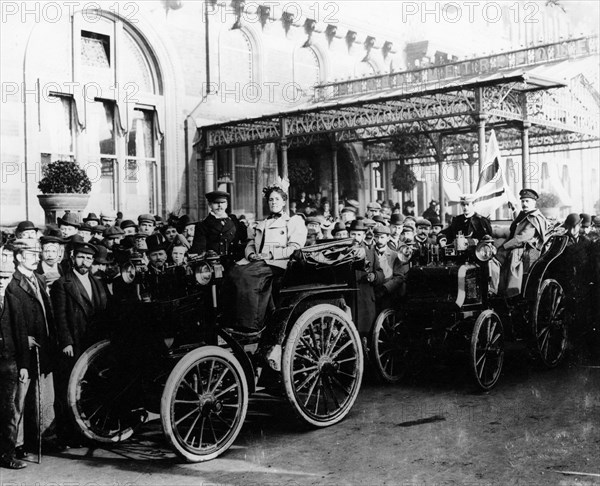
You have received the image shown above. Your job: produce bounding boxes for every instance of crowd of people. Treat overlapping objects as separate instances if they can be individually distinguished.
[1,181,599,470]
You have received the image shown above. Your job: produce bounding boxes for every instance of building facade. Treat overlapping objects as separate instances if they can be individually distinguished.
[1,1,598,227]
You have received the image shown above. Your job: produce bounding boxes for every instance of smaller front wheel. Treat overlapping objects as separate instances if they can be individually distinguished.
[370,309,410,384]
[282,304,364,427]
[470,310,504,391]
[161,346,248,462]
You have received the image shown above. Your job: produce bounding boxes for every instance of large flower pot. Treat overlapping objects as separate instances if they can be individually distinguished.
[38,194,90,225]
[539,207,559,220]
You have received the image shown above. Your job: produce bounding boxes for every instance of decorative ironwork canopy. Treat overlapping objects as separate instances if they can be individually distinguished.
[200,36,599,156]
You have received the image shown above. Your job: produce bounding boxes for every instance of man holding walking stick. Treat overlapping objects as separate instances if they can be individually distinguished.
[1,240,55,466]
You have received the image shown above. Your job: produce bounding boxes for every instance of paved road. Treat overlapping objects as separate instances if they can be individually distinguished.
[2,348,599,486]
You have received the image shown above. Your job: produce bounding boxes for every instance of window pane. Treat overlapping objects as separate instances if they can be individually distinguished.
[88,101,115,155]
[100,158,115,208]
[127,110,154,158]
[124,159,156,215]
[41,96,73,156]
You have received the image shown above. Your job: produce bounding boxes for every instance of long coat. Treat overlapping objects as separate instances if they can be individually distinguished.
[51,269,107,359]
[374,247,408,296]
[245,213,307,270]
[354,245,384,334]
[2,270,55,374]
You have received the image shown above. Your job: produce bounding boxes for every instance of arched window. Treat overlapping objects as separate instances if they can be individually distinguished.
[293,47,320,96]
[219,29,254,86]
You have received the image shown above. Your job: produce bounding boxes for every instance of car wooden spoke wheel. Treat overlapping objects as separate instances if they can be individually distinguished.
[532,279,568,368]
[370,308,410,384]
[69,340,147,442]
[470,310,504,391]
[161,346,248,462]
[282,304,364,427]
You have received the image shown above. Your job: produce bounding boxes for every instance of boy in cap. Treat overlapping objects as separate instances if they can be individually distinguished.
[52,241,107,448]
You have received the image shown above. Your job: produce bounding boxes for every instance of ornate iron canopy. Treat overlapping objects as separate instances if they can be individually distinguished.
[200,36,599,154]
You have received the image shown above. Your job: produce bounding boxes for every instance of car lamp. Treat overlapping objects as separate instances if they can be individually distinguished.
[475,240,497,262]
[195,262,212,285]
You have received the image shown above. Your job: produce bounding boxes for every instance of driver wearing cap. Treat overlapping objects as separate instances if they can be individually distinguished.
[438,194,492,244]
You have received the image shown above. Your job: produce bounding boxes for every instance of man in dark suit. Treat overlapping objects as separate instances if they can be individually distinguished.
[51,242,107,448]
[190,191,247,266]
[36,230,65,290]
[348,220,384,334]
[439,194,492,244]
[372,226,409,310]
[1,246,27,469]
[3,239,55,461]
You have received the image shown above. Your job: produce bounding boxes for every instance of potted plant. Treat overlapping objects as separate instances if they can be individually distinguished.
[536,192,560,219]
[37,160,92,224]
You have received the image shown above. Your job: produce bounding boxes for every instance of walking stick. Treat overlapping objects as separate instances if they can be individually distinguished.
[35,346,42,464]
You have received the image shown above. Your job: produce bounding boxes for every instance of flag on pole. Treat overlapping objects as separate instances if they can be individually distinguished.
[472,130,518,217]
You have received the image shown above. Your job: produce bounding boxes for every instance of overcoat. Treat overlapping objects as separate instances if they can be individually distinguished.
[354,245,385,334]
[439,213,492,243]
[190,213,247,260]
[51,269,107,359]
[2,270,55,374]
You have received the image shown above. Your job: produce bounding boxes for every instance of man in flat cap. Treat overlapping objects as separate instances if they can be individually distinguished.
[36,231,66,289]
[494,188,547,296]
[100,210,116,228]
[414,218,432,265]
[366,201,382,219]
[3,239,55,461]
[51,241,107,448]
[137,214,156,236]
[190,191,247,268]
[439,194,492,245]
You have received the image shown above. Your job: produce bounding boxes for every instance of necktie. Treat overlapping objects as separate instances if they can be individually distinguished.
[268,212,282,220]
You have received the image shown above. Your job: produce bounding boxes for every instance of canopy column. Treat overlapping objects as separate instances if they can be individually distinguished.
[522,121,531,187]
[331,141,339,218]
[280,118,289,180]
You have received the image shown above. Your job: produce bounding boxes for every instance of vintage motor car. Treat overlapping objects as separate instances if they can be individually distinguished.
[68,239,365,462]
[369,229,576,391]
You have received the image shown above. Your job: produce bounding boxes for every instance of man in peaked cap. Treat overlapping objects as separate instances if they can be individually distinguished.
[100,210,117,228]
[493,188,547,297]
[579,213,592,239]
[366,201,382,219]
[190,191,247,267]
[119,220,137,236]
[82,213,100,228]
[439,194,492,245]
[340,206,357,225]
[15,221,39,240]
[102,226,125,250]
[51,240,106,448]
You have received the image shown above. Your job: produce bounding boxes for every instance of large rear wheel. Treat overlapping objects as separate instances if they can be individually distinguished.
[282,304,363,427]
[68,340,147,443]
[470,310,504,391]
[370,308,410,384]
[161,346,248,462]
[532,278,568,368]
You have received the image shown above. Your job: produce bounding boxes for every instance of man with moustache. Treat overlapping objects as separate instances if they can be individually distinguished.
[2,240,55,462]
[51,242,107,448]
[190,191,247,267]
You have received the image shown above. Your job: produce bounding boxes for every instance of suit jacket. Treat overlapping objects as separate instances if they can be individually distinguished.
[245,213,307,270]
[440,213,492,243]
[51,269,107,359]
[1,270,55,374]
